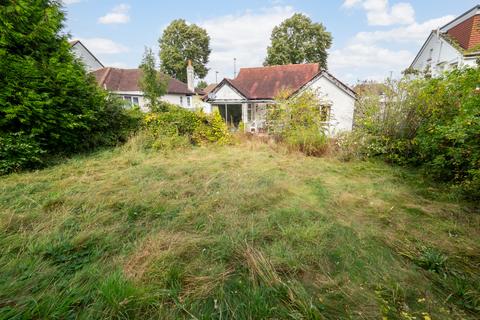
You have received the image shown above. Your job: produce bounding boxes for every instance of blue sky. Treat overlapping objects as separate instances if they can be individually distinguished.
[63,0,479,84]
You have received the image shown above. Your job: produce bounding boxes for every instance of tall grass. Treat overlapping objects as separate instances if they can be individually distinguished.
[0,140,479,319]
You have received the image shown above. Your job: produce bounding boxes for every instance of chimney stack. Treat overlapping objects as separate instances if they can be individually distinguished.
[187,60,194,92]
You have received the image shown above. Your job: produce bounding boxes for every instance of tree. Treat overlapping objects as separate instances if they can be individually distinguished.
[264,13,332,68]
[0,0,136,173]
[196,80,208,91]
[139,47,167,111]
[159,19,211,83]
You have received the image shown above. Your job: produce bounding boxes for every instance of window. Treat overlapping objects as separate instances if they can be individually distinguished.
[121,95,140,108]
[187,96,192,107]
[180,96,183,106]
[247,104,253,122]
[320,105,331,122]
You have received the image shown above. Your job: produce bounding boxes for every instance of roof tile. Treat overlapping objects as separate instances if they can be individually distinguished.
[229,63,321,100]
[92,68,193,95]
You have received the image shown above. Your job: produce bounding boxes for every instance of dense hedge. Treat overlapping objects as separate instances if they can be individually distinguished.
[0,0,141,174]
[351,67,480,199]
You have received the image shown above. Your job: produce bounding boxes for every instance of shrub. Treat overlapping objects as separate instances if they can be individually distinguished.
[351,67,480,199]
[267,90,329,156]
[0,132,45,174]
[142,104,230,150]
[82,96,145,150]
[192,110,231,145]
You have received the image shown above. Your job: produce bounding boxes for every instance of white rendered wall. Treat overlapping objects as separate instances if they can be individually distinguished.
[72,43,103,72]
[213,83,245,101]
[412,33,467,76]
[307,76,356,134]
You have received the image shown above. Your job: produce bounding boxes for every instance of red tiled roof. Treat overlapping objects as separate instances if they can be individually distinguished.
[203,83,217,95]
[229,63,321,100]
[447,14,480,50]
[92,68,193,95]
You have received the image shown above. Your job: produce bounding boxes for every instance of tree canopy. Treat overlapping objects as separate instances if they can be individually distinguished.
[196,80,208,91]
[264,13,332,68]
[159,19,211,83]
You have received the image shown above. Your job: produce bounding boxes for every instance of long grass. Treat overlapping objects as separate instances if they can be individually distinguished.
[0,138,479,319]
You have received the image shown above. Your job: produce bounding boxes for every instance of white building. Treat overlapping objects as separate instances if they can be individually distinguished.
[70,40,104,72]
[411,5,480,76]
[92,67,197,111]
[206,63,356,134]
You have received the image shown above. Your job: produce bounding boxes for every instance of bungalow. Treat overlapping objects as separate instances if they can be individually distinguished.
[206,63,356,134]
[92,67,196,111]
[410,5,480,76]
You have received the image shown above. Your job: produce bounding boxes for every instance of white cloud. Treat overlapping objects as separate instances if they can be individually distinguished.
[332,1,456,82]
[342,0,362,8]
[62,0,82,4]
[354,15,455,44]
[199,6,295,83]
[98,4,131,25]
[76,38,129,54]
[105,61,130,68]
[329,43,414,80]
[343,0,415,26]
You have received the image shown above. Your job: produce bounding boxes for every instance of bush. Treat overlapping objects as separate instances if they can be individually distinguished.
[267,90,329,156]
[351,67,480,200]
[193,110,231,145]
[0,132,45,174]
[142,104,230,150]
[82,96,145,150]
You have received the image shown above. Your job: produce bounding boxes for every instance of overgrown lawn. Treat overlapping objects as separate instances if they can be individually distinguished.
[1,140,479,319]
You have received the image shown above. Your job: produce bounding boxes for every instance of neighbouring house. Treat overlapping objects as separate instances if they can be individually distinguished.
[70,40,104,72]
[92,67,197,111]
[206,63,356,134]
[202,83,218,97]
[410,5,480,76]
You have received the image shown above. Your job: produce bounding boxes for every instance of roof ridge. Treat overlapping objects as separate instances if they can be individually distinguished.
[99,67,112,87]
[239,63,320,70]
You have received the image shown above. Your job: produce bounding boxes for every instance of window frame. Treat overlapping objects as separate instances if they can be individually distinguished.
[247,104,253,122]
[320,104,332,123]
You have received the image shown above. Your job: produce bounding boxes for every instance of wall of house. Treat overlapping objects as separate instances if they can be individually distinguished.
[213,83,245,101]
[72,44,103,72]
[113,91,149,111]
[307,76,356,134]
[193,96,212,113]
[113,91,195,111]
[412,33,470,76]
[162,94,193,109]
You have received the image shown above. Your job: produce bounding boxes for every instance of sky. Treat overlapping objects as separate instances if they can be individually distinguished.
[63,0,479,85]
